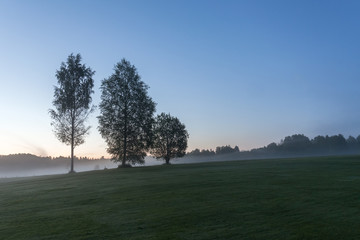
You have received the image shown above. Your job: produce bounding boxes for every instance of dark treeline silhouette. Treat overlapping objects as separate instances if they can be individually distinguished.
[187,145,240,157]
[187,134,360,159]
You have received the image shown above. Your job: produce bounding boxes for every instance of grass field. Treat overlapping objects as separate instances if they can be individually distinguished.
[0,156,360,239]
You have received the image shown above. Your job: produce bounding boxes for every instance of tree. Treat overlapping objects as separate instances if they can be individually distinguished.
[347,135,358,150]
[200,149,216,156]
[49,53,95,173]
[234,146,240,152]
[215,145,238,155]
[312,135,327,149]
[357,135,360,144]
[150,113,189,164]
[187,148,201,156]
[280,134,311,152]
[347,135,357,144]
[266,142,278,152]
[327,134,347,151]
[98,59,156,167]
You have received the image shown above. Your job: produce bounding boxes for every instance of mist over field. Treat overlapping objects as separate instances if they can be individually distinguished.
[2,149,360,178]
[2,132,360,178]
[0,155,185,178]
[0,154,194,178]
[0,154,264,178]
[0,155,116,178]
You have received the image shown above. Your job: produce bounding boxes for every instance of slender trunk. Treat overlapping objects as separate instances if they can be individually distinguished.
[70,83,76,173]
[70,143,74,172]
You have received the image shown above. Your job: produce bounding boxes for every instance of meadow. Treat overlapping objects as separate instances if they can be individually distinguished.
[0,156,359,239]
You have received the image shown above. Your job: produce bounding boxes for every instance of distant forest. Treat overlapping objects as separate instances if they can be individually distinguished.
[187,134,360,158]
[1,133,360,177]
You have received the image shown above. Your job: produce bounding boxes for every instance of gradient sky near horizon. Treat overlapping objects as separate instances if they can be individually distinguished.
[0,0,359,158]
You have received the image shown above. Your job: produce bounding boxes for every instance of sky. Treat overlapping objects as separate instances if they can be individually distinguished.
[0,0,359,158]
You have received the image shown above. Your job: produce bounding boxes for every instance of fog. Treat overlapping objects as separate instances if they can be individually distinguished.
[1,149,359,179]
[0,155,112,178]
[0,154,243,178]
[185,150,360,163]
[0,154,175,178]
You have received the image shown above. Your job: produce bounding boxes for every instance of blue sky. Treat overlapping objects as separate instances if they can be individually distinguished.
[0,0,359,157]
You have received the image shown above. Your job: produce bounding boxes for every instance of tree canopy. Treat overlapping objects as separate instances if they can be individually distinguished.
[150,113,189,164]
[98,59,156,167]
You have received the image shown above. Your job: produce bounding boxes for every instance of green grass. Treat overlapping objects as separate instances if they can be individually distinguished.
[1,156,360,239]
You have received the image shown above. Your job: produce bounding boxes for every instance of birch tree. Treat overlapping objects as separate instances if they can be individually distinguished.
[49,53,95,173]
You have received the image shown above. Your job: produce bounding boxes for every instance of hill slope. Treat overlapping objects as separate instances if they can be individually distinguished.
[1,156,360,239]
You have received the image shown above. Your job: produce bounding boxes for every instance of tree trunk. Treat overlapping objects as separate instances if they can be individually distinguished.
[70,144,74,173]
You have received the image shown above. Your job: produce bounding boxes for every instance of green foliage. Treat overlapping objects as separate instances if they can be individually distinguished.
[215,145,240,154]
[280,134,311,152]
[150,113,189,164]
[52,53,94,113]
[98,59,156,167]
[1,156,360,239]
[187,148,216,157]
[49,53,95,172]
[188,145,241,157]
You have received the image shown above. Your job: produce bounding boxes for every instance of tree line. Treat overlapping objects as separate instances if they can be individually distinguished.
[187,145,240,157]
[187,134,360,158]
[50,54,189,172]
[265,134,360,154]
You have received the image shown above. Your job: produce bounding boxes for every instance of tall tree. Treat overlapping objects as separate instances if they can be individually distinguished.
[150,113,189,164]
[98,59,156,167]
[49,53,95,173]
